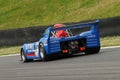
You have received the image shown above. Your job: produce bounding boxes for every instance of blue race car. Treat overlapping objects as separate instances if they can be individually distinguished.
[20,20,100,62]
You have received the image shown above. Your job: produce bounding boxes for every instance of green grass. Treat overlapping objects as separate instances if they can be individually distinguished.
[0,46,20,56]
[100,36,120,47]
[0,36,120,56]
[0,0,120,30]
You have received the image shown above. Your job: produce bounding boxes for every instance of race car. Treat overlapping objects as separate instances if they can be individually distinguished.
[20,20,100,62]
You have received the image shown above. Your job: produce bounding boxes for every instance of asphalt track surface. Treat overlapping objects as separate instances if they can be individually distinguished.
[0,47,120,80]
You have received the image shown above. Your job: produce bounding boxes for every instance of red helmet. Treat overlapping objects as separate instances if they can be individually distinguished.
[54,23,64,28]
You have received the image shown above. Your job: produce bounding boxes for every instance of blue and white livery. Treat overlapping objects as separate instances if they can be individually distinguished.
[20,20,100,62]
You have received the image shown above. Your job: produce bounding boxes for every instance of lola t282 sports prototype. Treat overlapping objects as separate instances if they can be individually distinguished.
[20,20,100,62]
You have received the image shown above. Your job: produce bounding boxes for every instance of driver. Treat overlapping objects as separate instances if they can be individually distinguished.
[54,24,68,38]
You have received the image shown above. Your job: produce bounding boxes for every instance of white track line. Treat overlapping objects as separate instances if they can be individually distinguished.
[0,54,19,58]
[101,46,120,49]
[0,46,120,58]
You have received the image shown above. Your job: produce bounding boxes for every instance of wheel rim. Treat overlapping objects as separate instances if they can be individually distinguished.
[40,51,44,59]
[40,48,44,59]
[22,53,25,61]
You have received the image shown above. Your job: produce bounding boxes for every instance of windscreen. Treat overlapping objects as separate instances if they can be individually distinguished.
[50,26,91,37]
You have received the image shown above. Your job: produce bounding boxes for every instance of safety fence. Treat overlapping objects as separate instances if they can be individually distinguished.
[0,16,120,46]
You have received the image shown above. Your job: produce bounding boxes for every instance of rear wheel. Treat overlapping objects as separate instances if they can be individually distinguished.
[40,44,49,61]
[85,47,100,54]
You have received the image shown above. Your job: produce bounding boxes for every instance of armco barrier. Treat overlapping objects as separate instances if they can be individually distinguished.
[0,26,48,46]
[99,16,120,37]
[0,16,120,46]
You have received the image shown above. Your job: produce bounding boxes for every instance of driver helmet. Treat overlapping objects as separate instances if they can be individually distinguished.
[54,23,65,28]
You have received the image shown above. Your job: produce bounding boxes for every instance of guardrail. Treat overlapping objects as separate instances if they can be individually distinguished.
[0,16,120,46]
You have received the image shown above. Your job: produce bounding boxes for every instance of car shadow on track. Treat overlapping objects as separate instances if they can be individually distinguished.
[26,52,102,63]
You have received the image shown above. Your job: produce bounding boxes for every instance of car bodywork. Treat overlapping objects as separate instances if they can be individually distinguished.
[20,20,100,62]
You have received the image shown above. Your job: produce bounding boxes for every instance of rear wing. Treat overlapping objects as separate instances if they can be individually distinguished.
[51,20,100,31]
[49,20,100,37]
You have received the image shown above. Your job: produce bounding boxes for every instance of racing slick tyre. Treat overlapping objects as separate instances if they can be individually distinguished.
[21,49,33,63]
[40,44,49,61]
[85,47,100,54]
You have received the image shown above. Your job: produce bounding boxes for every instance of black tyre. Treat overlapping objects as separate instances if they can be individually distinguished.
[40,44,49,61]
[21,49,33,63]
[85,47,100,54]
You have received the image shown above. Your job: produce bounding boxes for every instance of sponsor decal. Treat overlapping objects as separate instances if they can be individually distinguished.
[27,50,35,53]
[87,35,96,38]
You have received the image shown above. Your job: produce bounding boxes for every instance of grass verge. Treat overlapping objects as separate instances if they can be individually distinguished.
[0,36,120,56]
[100,36,120,47]
[0,0,120,30]
[0,46,20,56]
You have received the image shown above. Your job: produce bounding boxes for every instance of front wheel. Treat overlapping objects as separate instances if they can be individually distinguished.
[21,49,33,63]
[85,47,100,54]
